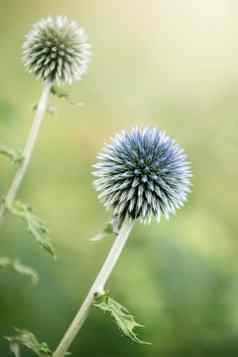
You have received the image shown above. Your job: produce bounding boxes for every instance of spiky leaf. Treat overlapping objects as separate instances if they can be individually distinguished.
[94,292,150,344]
[0,257,39,284]
[5,329,52,356]
[6,200,55,258]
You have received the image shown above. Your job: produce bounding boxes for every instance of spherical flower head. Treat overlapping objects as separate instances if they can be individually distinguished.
[93,127,191,227]
[22,16,91,85]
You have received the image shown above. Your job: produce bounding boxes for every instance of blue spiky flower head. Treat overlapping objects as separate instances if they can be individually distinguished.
[22,16,91,85]
[93,127,191,228]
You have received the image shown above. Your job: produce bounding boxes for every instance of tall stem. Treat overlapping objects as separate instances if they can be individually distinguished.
[53,220,134,357]
[0,81,51,224]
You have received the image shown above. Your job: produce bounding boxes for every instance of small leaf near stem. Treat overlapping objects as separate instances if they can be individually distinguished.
[51,85,84,107]
[6,200,55,258]
[0,257,39,284]
[0,145,24,164]
[90,216,123,242]
[94,292,150,344]
[5,329,52,356]
[33,104,56,116]
[90,221,116,242]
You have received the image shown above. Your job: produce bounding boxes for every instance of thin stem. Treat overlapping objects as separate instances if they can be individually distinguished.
[0,81,52,224]
[53,220,134,357]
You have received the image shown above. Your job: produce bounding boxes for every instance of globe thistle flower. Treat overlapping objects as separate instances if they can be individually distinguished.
[94,127,191,227]
[22,16,91,85]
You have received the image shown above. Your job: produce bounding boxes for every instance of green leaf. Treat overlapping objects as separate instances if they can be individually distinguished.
[90,221,116,242]
[0,145,23,164]
[51,85,69,99]
[8,340,20,357]
[5,328,52,356]
[51,85,83,107]
[0,257,39,284]
[6,200,56,258]
[33,104,56,115]
[94,292,150,344]
[90,216,122,242]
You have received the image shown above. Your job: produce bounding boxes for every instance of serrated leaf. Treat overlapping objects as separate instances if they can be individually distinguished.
[5,329,52,356]
[51,85,83,107]
[94,293,150,344]
[6,200,56,258]
[0,257,39,284]
[0,145,23,164]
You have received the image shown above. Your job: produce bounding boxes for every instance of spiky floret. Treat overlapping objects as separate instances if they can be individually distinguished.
[22,16,91,85]
[93,127,191,227]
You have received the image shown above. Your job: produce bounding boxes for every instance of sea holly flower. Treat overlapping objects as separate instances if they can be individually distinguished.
[22,16,91,85]
[94,127,191,229]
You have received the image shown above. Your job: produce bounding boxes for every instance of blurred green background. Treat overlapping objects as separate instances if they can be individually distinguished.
[1,1,238,356]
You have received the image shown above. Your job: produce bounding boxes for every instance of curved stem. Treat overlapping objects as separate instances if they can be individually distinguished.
[53,220,134,357]
[0,81,52,224]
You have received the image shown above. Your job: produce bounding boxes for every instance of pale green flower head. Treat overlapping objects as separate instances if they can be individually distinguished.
[22,16,91,85]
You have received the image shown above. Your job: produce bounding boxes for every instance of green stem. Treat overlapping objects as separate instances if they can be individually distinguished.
[0,81,52,224]
[53,220,134,357]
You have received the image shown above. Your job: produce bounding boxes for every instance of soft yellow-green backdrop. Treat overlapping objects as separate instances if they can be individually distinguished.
[0,1,238,356]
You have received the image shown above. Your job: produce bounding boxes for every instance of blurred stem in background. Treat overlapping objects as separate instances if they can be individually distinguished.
[0,81,52,225]
[53,220,134,357]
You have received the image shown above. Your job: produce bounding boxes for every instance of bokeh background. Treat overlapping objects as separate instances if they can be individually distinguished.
[1,1,238,356]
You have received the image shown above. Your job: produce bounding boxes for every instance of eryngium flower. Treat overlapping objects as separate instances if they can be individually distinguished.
[22,16,91,85]
[94,128,191,226]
